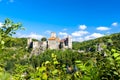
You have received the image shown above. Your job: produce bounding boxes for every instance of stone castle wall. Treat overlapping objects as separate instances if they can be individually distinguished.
[27,32,72,51]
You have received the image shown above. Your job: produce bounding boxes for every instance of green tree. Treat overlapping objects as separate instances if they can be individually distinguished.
[0,18,24,50]
[41,37,47,41]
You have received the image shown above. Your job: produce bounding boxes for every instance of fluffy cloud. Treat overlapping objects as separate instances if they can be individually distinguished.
[16,32,44,40]
[112,22,118,27]
[96,26,110,31]
[79,25,87,30]
[72,33,104,42]
[59,32,68,36]
[72,31,88,37]
[85,33,104,40]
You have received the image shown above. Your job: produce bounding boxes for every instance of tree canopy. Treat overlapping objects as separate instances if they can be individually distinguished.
[41,37,47,41]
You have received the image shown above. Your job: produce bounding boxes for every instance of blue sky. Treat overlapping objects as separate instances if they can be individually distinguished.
[0,0,120,41]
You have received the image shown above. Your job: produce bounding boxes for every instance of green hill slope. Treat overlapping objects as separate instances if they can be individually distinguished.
[73,32,120,51]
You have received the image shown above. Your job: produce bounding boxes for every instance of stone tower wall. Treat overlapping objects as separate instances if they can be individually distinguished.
[42,41,47,50]
[48,40,59,49]
[68,36,72,49]
[33,41,39,49]
[27,38,32,48]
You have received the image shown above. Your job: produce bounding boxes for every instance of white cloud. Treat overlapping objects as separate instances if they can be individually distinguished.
[45,30,52,34]
[59,32,68,36]
[72,33,104,42]
[0,22,3,27]
[16,32,44,40]
[72,31,88,37]
[72,37,84,42]
[96,26,110,31]
[112,22,118,27]
[85,33,104,40]
[79,25,87,30]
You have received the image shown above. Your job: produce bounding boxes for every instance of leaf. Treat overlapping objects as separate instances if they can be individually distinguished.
[54,61,59,65]
[112,53,120,58]
[39,67,46,73]
[45,61,50,65]
[77,64,86,71]
[82,76,91,80]
[107,57,114,62]
[1,41,4,45]
[42,73,48,80]
[113,71,118,75]
[115,57,120,61]
[62,64,66,68]
[111,49,116,53]
[52,69,58,75]
[75,60,82,64]
[51,53,55,58]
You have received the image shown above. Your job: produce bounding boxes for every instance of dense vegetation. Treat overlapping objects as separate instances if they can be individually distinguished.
[73,33,120,51]
[0,19,120,80]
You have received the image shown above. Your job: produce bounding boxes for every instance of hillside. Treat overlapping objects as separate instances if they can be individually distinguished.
[5,32,120,52]
[73,32,120,51]
[1,19,120,80]
[4,37,39,48]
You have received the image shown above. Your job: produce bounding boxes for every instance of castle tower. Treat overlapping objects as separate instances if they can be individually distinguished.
[27,37,32,48]
[48,32,60,49]
[33,41,39,49]
[68,35,72,49]
[51,32,56,38]
[42,41,47,50]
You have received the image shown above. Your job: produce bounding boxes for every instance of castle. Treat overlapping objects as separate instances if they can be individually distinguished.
[27,32,72,52]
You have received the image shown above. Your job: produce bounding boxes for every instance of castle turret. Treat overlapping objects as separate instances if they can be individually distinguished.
[48,32,60,49]
[68,36,72,49]
[51,32,56,38]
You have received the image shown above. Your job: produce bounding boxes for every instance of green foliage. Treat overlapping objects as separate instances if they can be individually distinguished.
[0,18,24,49]
[0,67,11,80]
[1,18,120,79]
[73,33,120,51]
[41,37,47,41]
[5,38,27,48]
[1,46,120,79]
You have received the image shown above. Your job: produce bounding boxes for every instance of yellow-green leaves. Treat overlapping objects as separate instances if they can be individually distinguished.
[1,41,4,45]
[111,49,116,53]
[38,66,46,73]
[42,73,48,80]
[112,53,120,58]
[52,69,58,75]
